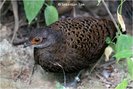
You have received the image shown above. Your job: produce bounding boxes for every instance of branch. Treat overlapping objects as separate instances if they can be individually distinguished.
[102,0,119,31]
[0,0,6,10]
[11,0,19,43]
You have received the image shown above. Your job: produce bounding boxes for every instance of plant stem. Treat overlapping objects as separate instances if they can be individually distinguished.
[102,0,120,34]
[44,3,49,7]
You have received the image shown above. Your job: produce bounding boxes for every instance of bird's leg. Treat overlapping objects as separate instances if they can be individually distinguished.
[53,62,86,88]
[74,69,85,83]
[65,69,86,88]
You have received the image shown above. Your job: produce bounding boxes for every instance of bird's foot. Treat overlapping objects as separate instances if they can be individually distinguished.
[64,69,85,88]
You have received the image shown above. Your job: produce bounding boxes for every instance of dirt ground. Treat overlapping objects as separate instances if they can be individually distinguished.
[0,37,132,89]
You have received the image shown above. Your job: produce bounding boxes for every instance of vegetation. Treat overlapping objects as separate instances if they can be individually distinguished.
[23,0,58,25]
[98,0,133,89]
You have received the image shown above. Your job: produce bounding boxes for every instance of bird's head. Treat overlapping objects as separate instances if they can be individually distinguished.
[24,27,62,48]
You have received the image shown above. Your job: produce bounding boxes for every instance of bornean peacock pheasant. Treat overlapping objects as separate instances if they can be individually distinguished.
[25,17,117,73]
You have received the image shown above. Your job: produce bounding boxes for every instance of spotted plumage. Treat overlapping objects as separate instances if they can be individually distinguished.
[27,17,117,73]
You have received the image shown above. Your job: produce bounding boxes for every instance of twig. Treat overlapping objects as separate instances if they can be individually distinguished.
[5,18,26,29]
[127,85,133,88]
[102,0,119,31]
[99,59,116,68]
[73,6,76,18]
[0,0,6,10]
[54,62,66,87]
[11,0,19,43]
[89,56,103,74]
[27,64,36,85]
[96,72,115,86]
[1,3,11,16]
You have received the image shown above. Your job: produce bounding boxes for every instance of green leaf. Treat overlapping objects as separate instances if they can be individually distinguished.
[127,58,133,80]
[115,34,133,52]
[44,5,58,26]
[114,34,133,61]
[114,50,133,61]
[23,0,44,24]
[115,79,128,89]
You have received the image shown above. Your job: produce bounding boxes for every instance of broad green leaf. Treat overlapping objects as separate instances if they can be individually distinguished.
[115,79,128,89]
[115,34,133,53]
[23,0,44,24]
[127,58,133,79]
[44,5,58,26]
[114,50,133,61]
[114,34,133,61]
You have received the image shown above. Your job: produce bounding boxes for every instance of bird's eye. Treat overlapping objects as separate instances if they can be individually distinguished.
[31,37,42,44]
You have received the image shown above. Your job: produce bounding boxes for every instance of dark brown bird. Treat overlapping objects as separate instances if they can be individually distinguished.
[26,17,117,73]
